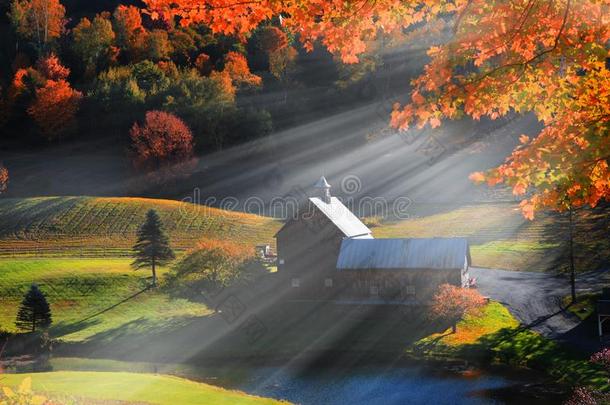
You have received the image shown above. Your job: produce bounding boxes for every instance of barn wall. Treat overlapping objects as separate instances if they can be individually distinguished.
[336,268,461,302]
[276,206,345,297]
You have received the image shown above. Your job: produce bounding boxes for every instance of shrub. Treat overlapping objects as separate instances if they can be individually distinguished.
[431,284,486,333]
[129,110,196,182]
[167,239,263,297]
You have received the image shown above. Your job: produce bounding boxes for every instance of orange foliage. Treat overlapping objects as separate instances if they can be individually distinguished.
[430,284,486,327]
[36,53,69,81]
[0,166,8,194]
[257,26,288,53]
[10,69,30,96]
[10,0,66,46]
[129,110,196,176]
[195,238,253,262]
[112,4,146,58]
[27,79,82,137]
[142,0,610,218]
[222,51,261,87]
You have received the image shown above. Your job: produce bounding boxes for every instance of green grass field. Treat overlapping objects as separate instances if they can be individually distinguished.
[0,257,211,340]
[0,371,287,404]
[0,197,278,338]
[412,302,608,389]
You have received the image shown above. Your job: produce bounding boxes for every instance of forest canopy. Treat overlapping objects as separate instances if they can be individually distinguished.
[141,0,610,218]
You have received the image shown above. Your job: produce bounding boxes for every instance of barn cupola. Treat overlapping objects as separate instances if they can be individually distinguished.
[314,176,332,203]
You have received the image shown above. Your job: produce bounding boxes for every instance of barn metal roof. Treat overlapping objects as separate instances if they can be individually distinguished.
[309,196,372,238]
[337,238,470,270]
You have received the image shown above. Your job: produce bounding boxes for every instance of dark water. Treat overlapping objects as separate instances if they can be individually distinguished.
[224,365,565,405]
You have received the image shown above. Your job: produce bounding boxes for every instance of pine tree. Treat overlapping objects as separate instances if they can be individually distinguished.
[15,284,52,333]
[132,209,175,286]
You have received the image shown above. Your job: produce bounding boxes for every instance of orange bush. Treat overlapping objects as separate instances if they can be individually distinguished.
[129,110,196,178]
[431,284,486,331]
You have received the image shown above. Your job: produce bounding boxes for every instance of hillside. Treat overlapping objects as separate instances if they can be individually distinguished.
[373,202,610,272]
[1,197,608,341]
[0,197,280,338]
[0,197,281,256]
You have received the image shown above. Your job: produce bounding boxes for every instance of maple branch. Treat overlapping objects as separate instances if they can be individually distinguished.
[458,0,570,87]
[452,0,472,35]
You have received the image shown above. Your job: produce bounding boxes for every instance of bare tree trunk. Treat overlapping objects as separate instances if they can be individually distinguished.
[151,256,157,287]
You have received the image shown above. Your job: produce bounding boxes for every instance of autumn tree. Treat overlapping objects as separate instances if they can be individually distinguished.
[146,29,173,61]
[132,209,175,287]
[252,26,296,83]
[15,284,52,333]
[112,5,146,60]
[194,52,212,75]
[167,238,264,297]
[129,110,196,180]
[9,0,65,50]
[72,14,116,77]
[14,54,83,138]
[28,78,82,138]
[430,284,486,333]
[143,0,610,220]
[222,51,261,88]
[0,165,8,194]
[256,26,288,54]
[35,53,68,81]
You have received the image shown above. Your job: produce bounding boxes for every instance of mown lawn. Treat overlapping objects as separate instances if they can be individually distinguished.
[0,371,287,405]
[412,302,608,389]
[0,258,211,340]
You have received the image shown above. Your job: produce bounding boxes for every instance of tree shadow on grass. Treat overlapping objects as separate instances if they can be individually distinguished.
[456,325,608,389]
[51,287,150,339]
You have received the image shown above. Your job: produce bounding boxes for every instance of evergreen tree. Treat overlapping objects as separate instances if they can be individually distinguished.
[132,209,175,286]
[15,284,52,333]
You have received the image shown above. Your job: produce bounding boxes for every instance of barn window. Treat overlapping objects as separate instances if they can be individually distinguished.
[370,286,379,297]
[291,278,300,288]
[405,285,415,295]
[324,278,333,287]
[279,258,285,265]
